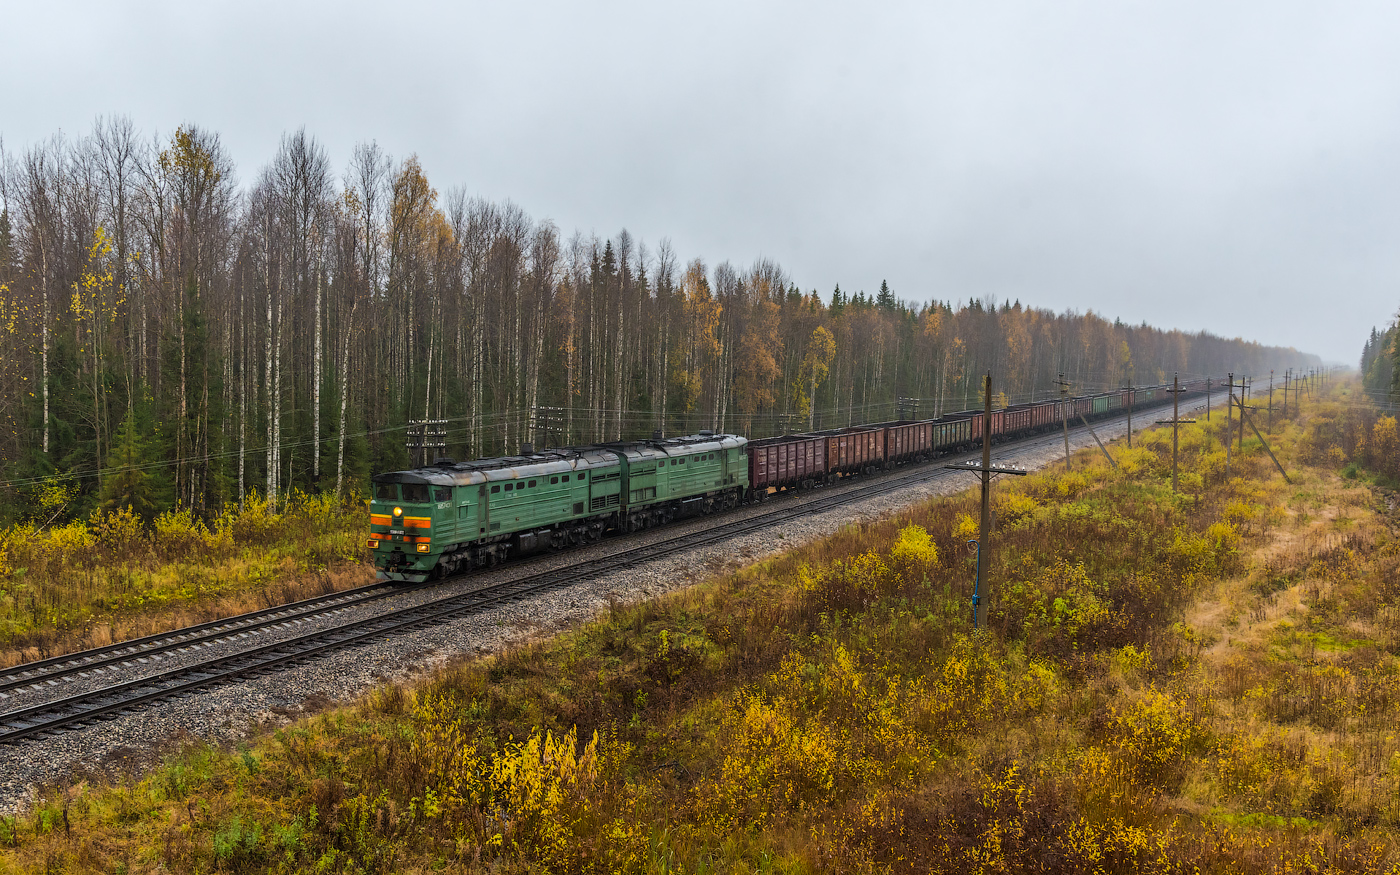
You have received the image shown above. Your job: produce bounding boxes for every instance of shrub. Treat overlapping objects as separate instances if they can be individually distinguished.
[152,509,209,561]
[889,523,939,582]
[89,506,146,560]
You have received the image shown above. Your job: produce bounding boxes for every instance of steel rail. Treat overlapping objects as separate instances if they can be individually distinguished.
[0,581,422,697]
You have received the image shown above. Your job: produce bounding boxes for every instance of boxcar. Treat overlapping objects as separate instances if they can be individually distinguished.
[747,434,826,495]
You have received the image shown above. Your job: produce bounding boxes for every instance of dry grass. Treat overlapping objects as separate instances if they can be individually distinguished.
[0,492,371,665]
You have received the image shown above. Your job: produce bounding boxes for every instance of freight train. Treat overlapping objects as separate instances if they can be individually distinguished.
[369,379,1212,581]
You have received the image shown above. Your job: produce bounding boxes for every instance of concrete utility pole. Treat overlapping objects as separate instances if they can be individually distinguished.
[1155,373,1194,492]
[1206,377,1211,421]
[944,372,1027,631]
[1225,372,1235,482]
[979,373,992,627]
[1056,373,1072,471]
[1239,377,1247,453]
[1268,371,1275,432]
[1126,380,1133,448]
[1173,374,1181,490]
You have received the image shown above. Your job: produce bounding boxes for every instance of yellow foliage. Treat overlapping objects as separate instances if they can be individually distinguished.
[888,523,939,581]
[152,509,210,560]
[88,506,145,558]
[845,550,892,595]
[953,512,979,542]
[995,491,1039,528]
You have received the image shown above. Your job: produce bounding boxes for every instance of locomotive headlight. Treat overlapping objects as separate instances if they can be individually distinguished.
[368,539,379,548]
[416,544,430,553]
[393,506,403,517]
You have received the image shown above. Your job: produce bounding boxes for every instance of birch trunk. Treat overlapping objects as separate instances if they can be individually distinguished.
[265,245,276,505]
[41,245,49,455]
[313,263,322,481]
[335,299,358,497]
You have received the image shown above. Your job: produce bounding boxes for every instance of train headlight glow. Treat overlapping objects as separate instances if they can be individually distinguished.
[368,539,379,548]
[416,544,430,553]
[393,506,403,517]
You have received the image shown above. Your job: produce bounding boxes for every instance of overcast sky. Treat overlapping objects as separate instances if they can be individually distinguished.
[3,1,1397,364]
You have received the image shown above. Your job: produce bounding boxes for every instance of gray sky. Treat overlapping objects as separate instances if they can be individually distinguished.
[4,0,1398,364]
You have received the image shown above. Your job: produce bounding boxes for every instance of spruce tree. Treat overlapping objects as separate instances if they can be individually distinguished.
[877,279,895,309]
[101,407,157,519]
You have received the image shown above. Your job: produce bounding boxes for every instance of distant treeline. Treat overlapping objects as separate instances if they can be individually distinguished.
[0,119,1320,523]
[1361,320,1399,404]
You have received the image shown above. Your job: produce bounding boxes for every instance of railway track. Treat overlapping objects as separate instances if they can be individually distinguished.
[0,395,1208,744]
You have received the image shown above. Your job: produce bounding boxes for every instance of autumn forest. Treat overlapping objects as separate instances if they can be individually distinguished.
[0,120,1320,522]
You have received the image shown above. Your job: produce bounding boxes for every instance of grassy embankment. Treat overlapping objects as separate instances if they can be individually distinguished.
[5,381,1400,873]
[0,493,369,667]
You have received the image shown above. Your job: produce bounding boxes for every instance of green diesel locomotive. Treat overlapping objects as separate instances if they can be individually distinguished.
[369,432,749,582]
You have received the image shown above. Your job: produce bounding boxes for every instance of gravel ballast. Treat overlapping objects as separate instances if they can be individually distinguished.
[0,399,1211,815]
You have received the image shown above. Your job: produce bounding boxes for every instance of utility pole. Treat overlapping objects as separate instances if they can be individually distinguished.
[1155,373,1194,492]
[1056,373,1072,471]
[1239,377,1247,453]
[1206,377,1211,421]
[1125,380,1133,448]
[944,372,1027,631]
[1173,373,1181,491]
[1225,372,1234,482]
[1268,371,1275,432]
[979,373,992,628]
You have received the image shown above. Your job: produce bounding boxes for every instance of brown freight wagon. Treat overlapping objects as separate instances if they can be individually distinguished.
[1002,406,1033,436]
[1026,399,1057,430]
[954,409,1006,443]
[872,420,935,465]
[806,426,886,476]
[746,434,826,497]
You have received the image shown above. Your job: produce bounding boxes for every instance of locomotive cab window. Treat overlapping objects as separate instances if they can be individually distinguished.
[374,483,397,500]
[434,487,451,502]
[402,484,429,502]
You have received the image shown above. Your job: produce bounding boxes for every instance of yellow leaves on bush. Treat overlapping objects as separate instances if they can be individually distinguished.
[1224,500,1259,530]
[1077,689,1211,804]
[40,520,96,572]
[89,506,145,559]
[845,551,892,596]
[488,727,599,863]
[995,491,1039,528]
[1369,415,1400,478]
[695,643,934,829]
[1006,559,1116,654]
[408,691,602,866]
[952,512,978,542]
[153,509,211,561]
[1163,523,1240,584]
[889,523,939,582]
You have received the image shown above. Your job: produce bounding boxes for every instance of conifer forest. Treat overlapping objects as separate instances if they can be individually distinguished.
[0,120,1320,522]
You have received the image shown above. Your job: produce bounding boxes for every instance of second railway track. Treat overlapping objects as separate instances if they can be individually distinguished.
[0,395,1209,745]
